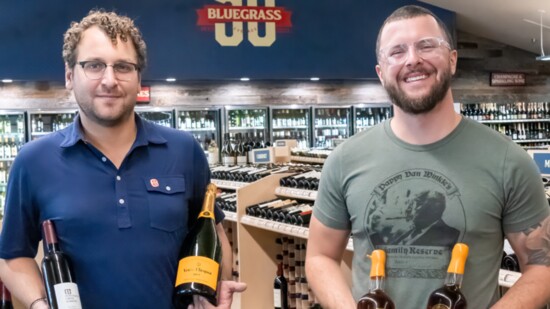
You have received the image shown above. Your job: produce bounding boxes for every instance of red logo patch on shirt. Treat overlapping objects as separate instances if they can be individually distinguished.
[150,178,159,187]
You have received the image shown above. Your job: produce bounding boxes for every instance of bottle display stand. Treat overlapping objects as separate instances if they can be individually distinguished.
[217,172,352,308]
[214,169,523,308]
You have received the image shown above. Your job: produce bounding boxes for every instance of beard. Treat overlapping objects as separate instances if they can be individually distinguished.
[77,99,135,128]
[384,66,452,115]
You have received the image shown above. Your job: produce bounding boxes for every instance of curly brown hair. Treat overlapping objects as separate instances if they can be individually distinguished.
[62,9,147,71]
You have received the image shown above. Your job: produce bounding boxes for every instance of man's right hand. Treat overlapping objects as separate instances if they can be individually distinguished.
[187,280,247,309]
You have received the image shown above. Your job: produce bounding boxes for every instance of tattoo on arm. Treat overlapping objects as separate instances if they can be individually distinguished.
[521,216,550,266]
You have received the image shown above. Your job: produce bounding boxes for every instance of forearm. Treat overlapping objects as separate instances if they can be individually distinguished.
[0,257,47,308]
[305,255,355,309]
[491,265,550,308]
[216,223,232,280]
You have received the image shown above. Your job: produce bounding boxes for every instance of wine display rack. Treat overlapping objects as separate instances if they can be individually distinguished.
[212,163,524,308]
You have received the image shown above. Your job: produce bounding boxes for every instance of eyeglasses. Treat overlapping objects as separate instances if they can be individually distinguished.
[378,37,451,66]
[77,60,139,81]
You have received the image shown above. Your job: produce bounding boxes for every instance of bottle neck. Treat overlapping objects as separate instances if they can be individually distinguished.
[198,184,217,219]
[444,272,463,288]
[368,276,385,292]
[46,242,61,253]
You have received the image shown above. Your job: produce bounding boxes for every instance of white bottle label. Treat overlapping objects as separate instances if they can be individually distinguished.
[273,288,282,307]
[54,282,83,309]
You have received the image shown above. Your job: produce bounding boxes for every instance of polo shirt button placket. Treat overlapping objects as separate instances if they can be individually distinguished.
[119,198,125,205]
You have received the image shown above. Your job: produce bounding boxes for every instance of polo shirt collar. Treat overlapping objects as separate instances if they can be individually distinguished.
[60,113,167,148]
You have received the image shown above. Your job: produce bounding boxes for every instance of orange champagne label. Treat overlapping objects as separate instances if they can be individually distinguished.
[175,256,220,290]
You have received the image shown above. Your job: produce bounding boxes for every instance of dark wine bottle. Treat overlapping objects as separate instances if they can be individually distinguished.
[41,220,83,309]
[173,183,222,308]
[357,249,394,309]
[0,279,13,309]
[274,262,289,309]
[426,243,469,309]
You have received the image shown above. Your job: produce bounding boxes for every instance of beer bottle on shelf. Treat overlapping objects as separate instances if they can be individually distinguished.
[357,249,394,309]
[41,220,83,309]
[426,243,469,309]
[173,183,222,308]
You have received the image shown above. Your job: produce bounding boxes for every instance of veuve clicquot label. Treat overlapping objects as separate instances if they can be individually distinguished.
[175,256,220,290]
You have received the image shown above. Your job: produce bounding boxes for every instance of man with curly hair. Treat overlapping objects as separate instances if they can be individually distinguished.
[0,9,245,309]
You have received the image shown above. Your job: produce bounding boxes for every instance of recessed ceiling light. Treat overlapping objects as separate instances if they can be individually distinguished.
[166,78,176,82]
[240,77,250,81]
[1,79,13,83]
[310,77,320,81]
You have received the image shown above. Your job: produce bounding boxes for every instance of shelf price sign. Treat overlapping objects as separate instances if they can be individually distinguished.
[529,150,550,176]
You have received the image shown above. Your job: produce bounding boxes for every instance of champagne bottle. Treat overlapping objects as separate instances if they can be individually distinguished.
[274,262,289,309]
[41,220,83,309]
[357,249,394,309]
[173,183,222,308]
[426,243,469,309]
[0,279,13,309]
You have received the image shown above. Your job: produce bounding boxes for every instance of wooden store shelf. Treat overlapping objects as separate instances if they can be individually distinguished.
[274,186,317,201]
[223,211,237,222]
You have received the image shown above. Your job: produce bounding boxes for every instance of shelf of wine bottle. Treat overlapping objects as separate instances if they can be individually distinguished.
[274,236,325,309]
[273,125,308,130]
[211,179,248,190]
[290,156,326,165]
[222,211,237,222]
[460,102,550,121]
[240,215,354,252]
[275,187,317,201]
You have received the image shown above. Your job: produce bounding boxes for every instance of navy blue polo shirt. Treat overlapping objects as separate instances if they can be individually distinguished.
[0,114,224,308]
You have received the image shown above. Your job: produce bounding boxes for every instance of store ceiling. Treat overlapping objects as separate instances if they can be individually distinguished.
[420,0,550,57]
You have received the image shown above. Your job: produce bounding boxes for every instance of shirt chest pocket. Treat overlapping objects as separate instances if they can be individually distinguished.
[144,176,188,232]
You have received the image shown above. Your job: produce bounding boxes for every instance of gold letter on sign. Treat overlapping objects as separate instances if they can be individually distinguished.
[215,0,244,46]
[247,0,276,47]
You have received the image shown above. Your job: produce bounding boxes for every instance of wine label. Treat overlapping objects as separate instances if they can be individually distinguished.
[273,288,282,307]
[53,282,82,309]
[176,256,220,290]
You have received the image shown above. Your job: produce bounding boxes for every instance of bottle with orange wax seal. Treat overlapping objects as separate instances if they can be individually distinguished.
[357,249,395,309]
[426,243,469,309]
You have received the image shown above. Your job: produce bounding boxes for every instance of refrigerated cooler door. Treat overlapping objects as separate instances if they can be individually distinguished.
[313,107,351,148]
[354,105,392,133]
[0,111,26,218]
[271,107,311,149]
[176,109,221,165]
[136,109,175,128]
[28,110,77,141]
[226,107,269,146]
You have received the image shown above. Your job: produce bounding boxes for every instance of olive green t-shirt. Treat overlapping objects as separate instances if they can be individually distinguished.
[313,117,549,308]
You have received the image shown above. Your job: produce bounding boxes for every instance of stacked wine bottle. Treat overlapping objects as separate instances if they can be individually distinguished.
[274,237,324,309]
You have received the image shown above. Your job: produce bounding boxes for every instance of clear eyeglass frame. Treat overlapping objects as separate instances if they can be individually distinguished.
[378,37,452,66]
[77,61,139,81]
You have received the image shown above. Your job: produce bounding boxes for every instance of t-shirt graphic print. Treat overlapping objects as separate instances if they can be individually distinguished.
[364,168,466,280]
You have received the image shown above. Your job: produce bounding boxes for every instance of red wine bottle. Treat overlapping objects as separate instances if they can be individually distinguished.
[274,262,289,309]
[173,183,222,308]
[0,279,13,309]
[41,220,82,309]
